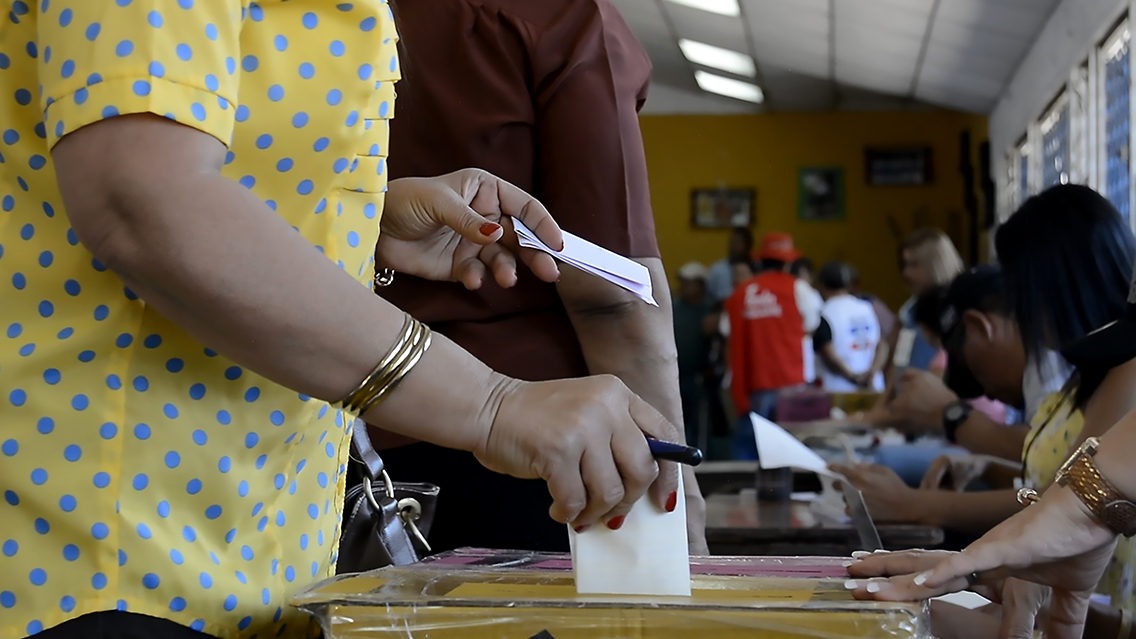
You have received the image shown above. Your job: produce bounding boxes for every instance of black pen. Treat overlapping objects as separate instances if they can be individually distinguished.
[646,438,704,466]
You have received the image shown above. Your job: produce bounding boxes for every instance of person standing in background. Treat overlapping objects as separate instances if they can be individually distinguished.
[372,0,708,554]
[813,261,886,392]
[792,256,825,385]
[726,233,821,459]
[848,265,897,343]
[864,229,965,426]
[894,229,964,375]
[790,257,816,284]
[673,263,713,447]
[707,227,755,303]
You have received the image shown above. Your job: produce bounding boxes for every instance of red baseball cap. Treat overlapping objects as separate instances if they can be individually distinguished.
[757,232,801,262]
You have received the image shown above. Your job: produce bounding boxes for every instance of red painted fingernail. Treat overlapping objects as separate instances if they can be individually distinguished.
[574,525,590,534]
[606,516,626,531]
[558,241,565,251]
[666,491,678,513]
[479,222,501,236]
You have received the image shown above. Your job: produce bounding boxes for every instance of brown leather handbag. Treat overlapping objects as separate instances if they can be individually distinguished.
[336,421,439,574]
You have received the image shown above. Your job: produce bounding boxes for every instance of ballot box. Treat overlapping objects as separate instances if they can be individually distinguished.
[294,548,931,639]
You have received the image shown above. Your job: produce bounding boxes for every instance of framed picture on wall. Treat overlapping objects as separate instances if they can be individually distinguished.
[690,188,755,228]
[798,167,845,221]
[865,147,933,185]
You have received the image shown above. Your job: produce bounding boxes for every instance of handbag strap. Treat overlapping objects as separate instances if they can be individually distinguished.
[351,420,386,482]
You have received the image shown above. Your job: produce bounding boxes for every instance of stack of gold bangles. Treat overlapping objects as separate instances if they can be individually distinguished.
[333,314,432,419]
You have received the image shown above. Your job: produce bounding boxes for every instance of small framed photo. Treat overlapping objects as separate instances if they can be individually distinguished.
[798,167,845,221]
[691,188,755,228]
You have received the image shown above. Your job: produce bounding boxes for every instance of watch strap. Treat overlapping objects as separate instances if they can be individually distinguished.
[1061,443,1136,538]
[942,401,971,444]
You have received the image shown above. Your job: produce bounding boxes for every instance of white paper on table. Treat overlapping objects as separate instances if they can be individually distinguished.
[934,591,992,610]
[512,218,657,306]
[569,473,691,597]
[750,413,840,479]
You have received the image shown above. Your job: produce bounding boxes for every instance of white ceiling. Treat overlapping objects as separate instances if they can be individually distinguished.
[612,0,1063,114]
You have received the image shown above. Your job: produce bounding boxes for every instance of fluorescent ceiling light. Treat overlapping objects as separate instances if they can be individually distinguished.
[679,39,755,77]
[666,0,740,17]
[695,70,763,104]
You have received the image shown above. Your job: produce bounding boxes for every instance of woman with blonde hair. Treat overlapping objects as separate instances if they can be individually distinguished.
[896,228,966,374]
[862,229,966,483]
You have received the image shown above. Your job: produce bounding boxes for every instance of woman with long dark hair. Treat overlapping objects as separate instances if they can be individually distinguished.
[846,184,1136,638]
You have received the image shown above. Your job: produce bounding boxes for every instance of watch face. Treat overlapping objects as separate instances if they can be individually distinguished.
[1104,500,1136,537]
[945,404,966,421]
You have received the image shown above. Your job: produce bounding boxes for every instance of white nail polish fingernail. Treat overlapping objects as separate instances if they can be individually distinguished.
[866,581,882,594]
[872,549,891,554]
[842,560,854,567]
[851,551,871,559]
[913,572,929,586]
[844,580,860,591]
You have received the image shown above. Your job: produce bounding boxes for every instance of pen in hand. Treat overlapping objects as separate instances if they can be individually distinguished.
[646,438,703,466]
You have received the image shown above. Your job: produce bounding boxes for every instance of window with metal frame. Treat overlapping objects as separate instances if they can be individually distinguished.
[1041,93,1071,189]
[1018,138,1031,204]
[1102,22,1131,223]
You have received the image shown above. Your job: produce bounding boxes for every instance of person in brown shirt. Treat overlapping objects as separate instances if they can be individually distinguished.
[373,0,708,553]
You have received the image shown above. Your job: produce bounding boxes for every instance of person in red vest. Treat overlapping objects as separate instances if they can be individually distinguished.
[726,233,822,459]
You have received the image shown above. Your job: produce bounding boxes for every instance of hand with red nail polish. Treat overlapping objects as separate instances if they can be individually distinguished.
[478,374,681,531]
[377,168,564,290]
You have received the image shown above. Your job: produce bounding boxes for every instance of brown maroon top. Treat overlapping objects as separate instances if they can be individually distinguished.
[381,0,659,382]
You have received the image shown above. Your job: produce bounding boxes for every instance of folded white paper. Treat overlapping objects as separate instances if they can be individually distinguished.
[569,474,691,597]
[513,218,657,306]
[751,413,839,478]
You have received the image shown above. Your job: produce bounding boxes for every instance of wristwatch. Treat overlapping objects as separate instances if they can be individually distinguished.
[1055,437,1136,538]
[941,401,972,444]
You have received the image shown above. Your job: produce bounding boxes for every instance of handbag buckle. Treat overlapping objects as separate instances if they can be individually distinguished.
[397,497,432,553]
[362,473,433,553]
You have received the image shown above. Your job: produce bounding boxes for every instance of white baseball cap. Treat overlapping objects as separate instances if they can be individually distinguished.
[677,262,709,281]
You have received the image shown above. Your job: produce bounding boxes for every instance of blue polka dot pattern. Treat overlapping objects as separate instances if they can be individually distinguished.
[0,0,397,636]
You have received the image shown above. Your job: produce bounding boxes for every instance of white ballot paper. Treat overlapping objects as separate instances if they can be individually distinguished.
[512,218,657,306]
[569,474,691,597]
[751,413,839,478]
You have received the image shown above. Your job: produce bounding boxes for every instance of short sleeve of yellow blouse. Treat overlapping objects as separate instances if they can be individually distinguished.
[39,0,241,149]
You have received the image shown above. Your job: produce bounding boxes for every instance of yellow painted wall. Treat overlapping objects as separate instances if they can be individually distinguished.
[641,111,990,309]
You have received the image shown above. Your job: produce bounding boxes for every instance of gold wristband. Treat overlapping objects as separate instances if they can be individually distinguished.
[333,314,432,418]
[1119,608,1133,639]
[351,320,431,415]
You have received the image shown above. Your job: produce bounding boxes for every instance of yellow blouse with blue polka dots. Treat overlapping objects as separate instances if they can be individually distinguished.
[0,1,398,637]
[1025,392,1136,612]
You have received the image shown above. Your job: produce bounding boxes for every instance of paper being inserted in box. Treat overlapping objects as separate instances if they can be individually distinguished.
[512,218,657,306]
[568,474,691,597]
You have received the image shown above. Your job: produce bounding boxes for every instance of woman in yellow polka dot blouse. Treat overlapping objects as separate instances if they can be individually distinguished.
[0,1,684,638]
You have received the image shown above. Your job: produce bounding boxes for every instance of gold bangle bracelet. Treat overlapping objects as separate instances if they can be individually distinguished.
[333,314,413,416]
[346,320,430,415]
[333,315,431,418]
[355,323,431,417]
[1118,608,1132,639]
[344,320,422,413]
[340,318,424,416]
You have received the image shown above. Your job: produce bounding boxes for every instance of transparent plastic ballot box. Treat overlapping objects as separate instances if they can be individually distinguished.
[294,548,931,639]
